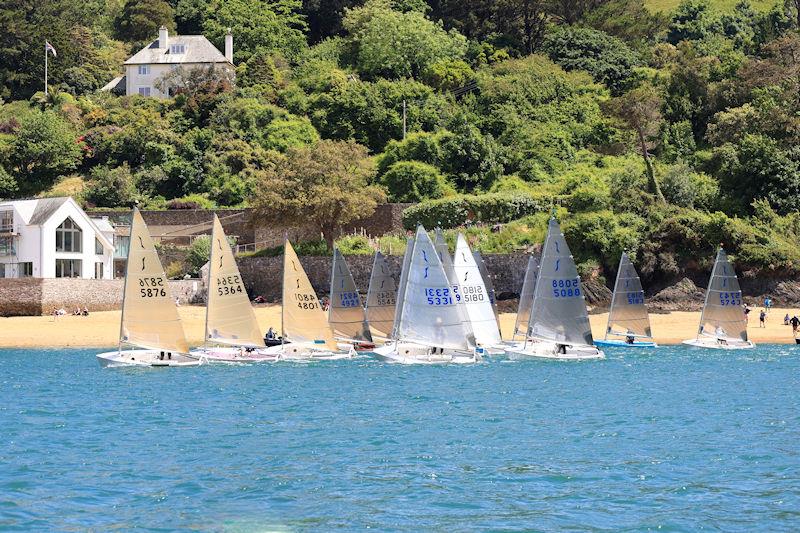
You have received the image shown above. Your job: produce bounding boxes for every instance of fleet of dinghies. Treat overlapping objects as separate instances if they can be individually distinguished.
[97,210,757,367]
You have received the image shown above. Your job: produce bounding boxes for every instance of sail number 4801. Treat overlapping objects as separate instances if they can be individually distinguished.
[139,277,166,298]
[552,278,581,298]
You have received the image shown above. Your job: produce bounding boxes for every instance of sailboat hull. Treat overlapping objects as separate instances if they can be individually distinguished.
[595,339,658,348]
[373,342,481,364]
[682,338,755,350]
[190,347,279,363]
[96,349,204,367]
[505,341,605,360]
[262,343,355,361]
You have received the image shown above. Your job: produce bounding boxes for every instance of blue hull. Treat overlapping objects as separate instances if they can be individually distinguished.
[595,339,658,348]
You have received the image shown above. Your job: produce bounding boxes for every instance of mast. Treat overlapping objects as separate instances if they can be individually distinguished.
[392,234,418,342]
[117,208,136,353]
[203,214,217,350]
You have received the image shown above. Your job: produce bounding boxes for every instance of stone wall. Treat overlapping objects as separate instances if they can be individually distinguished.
[0,278,204,316]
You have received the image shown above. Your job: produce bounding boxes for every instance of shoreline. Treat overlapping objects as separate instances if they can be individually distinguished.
[0,304,797,349]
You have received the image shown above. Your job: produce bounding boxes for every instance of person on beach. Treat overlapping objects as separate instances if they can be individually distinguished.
[784,313,790,325]
[759,309,766,327]
[764,297,772,313]
[743,305,751,323]
[791,316,800,335]
[82,306,89,316]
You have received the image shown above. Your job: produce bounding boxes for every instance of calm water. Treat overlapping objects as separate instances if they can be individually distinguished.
[1,346,799,532]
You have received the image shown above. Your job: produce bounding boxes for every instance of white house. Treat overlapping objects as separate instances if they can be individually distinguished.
[103,26,234,98]
[0,197,115,279]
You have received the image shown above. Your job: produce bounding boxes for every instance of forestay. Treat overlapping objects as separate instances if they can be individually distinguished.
[282,240,338,350]
[391,236,414,339]
[697,248,748,342]
[205,215,264,347]
[606,252,652,339]
[473,250,500,324]
[527,217,593,346]
[329,247,372,342]
[513,255,539,340]
[120,208,189,354]
[365,251,397,338]
[398,227,474,350]
[453,234,502,346]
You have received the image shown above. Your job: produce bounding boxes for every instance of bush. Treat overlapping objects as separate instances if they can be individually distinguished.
[660,163,720,209]
[402,192,548,230]
[84,165,137,208]
[380,161,454,202]
[166,194,216,210]
[185,235,211,273]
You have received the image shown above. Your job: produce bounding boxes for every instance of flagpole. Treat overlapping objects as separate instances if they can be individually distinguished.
[44,41,48,94]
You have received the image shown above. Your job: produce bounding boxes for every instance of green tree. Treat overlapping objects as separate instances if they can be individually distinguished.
[175,0,211,34]
[186,235,212,273]
[249,140,386,249]
[0,165,17,197]
[10,111,83,193]
[666,0,719,45]
[203,0,308,64]
[85,165,138,207]
[114,0,175,43]
[380,161,454,202]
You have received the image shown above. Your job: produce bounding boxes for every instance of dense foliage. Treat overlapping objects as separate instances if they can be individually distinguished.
[3,0,800,276]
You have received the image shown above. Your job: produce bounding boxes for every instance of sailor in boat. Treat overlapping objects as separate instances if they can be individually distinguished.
[557,344,567,355]
[625,335,635,344]
[266,327,276,341]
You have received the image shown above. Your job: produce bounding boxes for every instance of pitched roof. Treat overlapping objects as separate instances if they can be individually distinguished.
[29,197,69,225]
[124,35,230,66]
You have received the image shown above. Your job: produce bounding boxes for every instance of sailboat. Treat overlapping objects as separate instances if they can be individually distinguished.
[512,255,540,341]
[373,226,480,364]
[505,216,604,360]
[595,252,657,348]
[97,208,202,367]
[388,236,414,341]
[364,250,397,340]
[263,239,355,360]
[329,246,375,350]
[473,250,500,325]
[453,233,504,352]
[683,246,754,349]
[191,215,277,362]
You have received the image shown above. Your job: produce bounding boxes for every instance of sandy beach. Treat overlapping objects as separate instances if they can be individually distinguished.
[0,305,797,348]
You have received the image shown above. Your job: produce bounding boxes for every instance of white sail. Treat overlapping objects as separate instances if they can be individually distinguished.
[205,215,264,347]
[120,208,189,354]
[473,250,500,324]
[329,247,372,342]
[526,217,593,346]
[282,240,338,350]
[365,251,397,338]
[433,228,474,341]
[513,255,539,340]
[606,252,652,339]
[398,227,474,350]
[453,234,502,346]
[697,248,748,342]
[391,236,414,339]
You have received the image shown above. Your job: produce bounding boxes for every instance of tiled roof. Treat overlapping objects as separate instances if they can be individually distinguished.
[124,35,230,65]
[29,197,69,225]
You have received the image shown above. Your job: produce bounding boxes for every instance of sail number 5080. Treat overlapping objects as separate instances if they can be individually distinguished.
[552,278,581,298]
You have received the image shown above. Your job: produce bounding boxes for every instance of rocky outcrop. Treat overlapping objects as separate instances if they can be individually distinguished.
[651,277,706,311]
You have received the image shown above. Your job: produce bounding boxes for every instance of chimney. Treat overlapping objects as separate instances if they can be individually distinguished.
[158,26,168,49]
[225,28,233,64]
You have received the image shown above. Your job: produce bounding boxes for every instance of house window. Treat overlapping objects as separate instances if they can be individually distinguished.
[18,262,32,278]
[0,236,13,255]
[114,235,130,259]
[55,259,81,278]
[55,217,82,253]
[95,262,104,279]
[138,65,150,75]
[170,44,186,54]
[0,210,12,232]
[137,87,151,97]
[0,265,4,278]
[95,237,104,255]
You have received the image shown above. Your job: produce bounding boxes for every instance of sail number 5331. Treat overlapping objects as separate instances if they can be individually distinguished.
[425,287,453,305]
[552,278,581,298]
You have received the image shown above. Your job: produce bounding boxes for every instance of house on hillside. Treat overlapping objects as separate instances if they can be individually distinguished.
[102,26,234,98]
[0,197,115,279]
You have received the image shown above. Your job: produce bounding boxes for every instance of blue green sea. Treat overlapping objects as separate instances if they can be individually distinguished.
[1,345,799,531]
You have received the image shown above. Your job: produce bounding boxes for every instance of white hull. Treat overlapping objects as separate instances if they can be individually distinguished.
[190,346,279,363]
[682,338,755,350]
[373,342,481,365]
[96,349,204,368]
[505,341,605,360]
[262,343,356,361]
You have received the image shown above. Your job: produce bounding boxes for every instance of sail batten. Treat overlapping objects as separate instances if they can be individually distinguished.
[282,240,338,350]
[365,251,397,338]
[605,252,652,340]
[329,247,372,342]
[696,248,748,342]
[526,217,593,346]
[513,256,539,340]
[120,209,189,354]
[205,215,264,348]
[453,234,502,346]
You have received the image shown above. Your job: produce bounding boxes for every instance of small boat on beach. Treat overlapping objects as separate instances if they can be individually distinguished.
[595,252,657,348]
[191,215,278,363]
[683,246,755,349]
[96,208,202,367]
[505,216,604,360]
